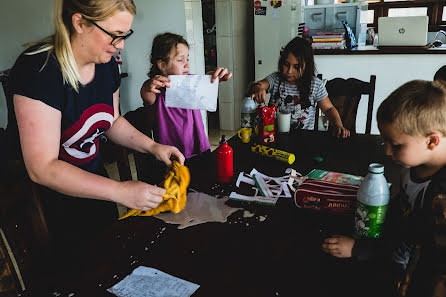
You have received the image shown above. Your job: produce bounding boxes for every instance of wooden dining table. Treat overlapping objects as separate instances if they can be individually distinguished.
[28,130,403,297]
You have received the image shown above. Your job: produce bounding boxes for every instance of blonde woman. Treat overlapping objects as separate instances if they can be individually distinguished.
[5,0,184,250]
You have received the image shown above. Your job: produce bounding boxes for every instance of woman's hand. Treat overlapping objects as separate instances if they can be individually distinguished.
[145,75,171,94]
[321,235,355,258]
[208,67,232,83]
[331,125,351,139]
[250,83,267,104]
[149,142,185,166]
[118,180,166,211]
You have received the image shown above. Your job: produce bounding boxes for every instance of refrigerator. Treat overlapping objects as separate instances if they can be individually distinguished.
[253,0,304,84]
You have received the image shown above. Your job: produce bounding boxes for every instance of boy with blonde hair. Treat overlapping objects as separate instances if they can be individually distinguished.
[322,80,446,290]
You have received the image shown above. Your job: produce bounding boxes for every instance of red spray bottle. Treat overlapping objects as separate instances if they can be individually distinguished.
[215,135,233,183]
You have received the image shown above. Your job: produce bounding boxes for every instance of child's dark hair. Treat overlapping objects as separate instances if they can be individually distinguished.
[278,36,315,108]
[148,32,189,78]
[434,65,446,81]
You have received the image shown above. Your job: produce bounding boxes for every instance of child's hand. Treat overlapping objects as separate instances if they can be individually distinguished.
[208,67,232,83]
[145,75,171,94]
[150,142,185,166]
[321,235,354,258]
[331,125,351,139]
[251,83,267,104]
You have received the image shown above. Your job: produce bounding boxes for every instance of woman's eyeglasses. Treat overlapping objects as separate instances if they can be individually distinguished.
[86,19,134,46]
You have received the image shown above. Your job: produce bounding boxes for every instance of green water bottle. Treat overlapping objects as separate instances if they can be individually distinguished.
[355,163,390,238]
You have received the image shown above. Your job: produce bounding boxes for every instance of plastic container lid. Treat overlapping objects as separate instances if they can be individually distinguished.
[368,163,384,174]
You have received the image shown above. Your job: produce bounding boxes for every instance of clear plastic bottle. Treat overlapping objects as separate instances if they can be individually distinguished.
[355,163,390,238]
[241,97,257,128]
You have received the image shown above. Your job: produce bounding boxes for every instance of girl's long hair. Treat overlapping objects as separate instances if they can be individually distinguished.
[278,37,315,108]
[148,32,188,78]
[26,0,136,92]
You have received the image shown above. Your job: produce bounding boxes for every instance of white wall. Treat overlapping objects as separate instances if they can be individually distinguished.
[215,0,253,130]
[315,53,446,134]
[113,0,188,115]
[0,0,191,129]
[0,0,54,129]
[184,0,207,135]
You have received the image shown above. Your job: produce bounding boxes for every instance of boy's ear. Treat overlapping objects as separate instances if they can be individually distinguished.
[427,132,441,150]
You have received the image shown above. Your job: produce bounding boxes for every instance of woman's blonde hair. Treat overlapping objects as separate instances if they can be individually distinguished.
[27,0,136,92]
[377,80,446,136]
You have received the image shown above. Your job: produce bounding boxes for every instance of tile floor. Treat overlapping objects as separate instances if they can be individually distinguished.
[208,128,237,151]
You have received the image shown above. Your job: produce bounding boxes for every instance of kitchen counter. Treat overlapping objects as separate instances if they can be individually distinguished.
[314,45,446,55]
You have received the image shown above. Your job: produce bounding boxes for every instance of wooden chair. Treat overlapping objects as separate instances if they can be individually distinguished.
[100,105,160,184]
[315,74,376,134]
[124,106,166,185]
[0,70,51,294]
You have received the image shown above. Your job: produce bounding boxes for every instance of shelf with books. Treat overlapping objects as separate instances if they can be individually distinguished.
[312,32,346,49]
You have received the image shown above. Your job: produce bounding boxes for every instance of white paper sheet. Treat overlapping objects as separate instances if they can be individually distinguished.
[107,266,199,297]
[229,192,279,205]
[165,75,219,111]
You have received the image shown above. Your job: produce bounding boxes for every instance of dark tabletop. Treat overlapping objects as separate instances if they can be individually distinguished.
[30,130,402,297]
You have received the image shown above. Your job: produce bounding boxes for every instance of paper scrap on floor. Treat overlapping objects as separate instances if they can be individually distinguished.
[165,75,219,111]
[229,168,295,205]
[108,266,199,297]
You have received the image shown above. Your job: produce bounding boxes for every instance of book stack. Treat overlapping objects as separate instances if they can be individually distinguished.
[311,32,346,49]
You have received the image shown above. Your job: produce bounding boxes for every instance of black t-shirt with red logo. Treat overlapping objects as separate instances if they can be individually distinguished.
[7,47,120,173]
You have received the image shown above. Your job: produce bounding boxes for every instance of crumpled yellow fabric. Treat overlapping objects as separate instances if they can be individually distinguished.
[119,161,190,220]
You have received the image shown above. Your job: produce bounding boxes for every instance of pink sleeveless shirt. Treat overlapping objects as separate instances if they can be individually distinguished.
[152,89,210,158]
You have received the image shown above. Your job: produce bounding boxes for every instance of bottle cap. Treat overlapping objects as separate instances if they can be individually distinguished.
[220,135,227,144]
[368,163,384,174]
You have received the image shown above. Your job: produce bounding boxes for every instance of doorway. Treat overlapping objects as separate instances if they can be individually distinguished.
[201,0,219,131]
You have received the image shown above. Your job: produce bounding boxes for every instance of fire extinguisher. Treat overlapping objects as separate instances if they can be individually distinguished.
[215,135,233,183]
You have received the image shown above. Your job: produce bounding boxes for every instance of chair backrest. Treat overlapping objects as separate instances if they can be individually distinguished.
[315,74,376,134]
[0,69,52,293]
[100,106,156,183]
[123,106,165,185]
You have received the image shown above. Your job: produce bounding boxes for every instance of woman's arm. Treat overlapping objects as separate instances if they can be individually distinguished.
[317,97,350,138]
[14,94,165,211]
[107,89,185,166]
[249,79,270,104]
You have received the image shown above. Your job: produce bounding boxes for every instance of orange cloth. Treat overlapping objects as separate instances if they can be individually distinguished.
[119,161,190,220]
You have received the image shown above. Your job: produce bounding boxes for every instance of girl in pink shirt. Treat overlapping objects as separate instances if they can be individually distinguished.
[141,32,232,159]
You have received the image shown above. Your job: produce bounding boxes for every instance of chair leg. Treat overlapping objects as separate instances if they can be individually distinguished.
[396,244,422,296]
[0,228,24,295]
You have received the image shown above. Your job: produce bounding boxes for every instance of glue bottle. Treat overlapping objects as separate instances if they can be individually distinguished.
[216,135,233,183]
[251,144,295,165]
[355,163,390,238]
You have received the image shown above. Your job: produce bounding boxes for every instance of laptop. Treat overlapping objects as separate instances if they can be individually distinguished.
[378,16,429,47]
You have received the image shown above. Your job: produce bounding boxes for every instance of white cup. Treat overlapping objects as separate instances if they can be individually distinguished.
[278,111,291,133]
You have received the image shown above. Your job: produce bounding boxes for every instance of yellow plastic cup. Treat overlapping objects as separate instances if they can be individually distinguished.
[238,128,252,143]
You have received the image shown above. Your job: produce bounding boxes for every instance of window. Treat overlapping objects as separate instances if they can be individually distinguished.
[366,0,446,30]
